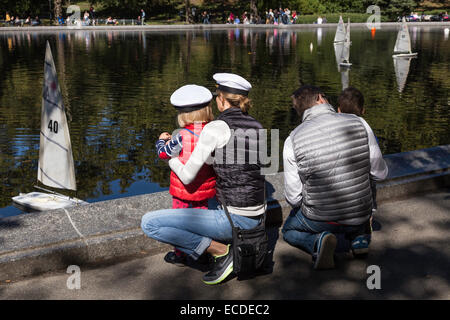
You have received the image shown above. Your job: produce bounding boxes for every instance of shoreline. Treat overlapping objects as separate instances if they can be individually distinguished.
[0,21,449,33]
[0,144,449,281]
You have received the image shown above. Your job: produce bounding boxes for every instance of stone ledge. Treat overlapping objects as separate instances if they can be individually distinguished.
[0,144,448,281]
[0,22,448,33]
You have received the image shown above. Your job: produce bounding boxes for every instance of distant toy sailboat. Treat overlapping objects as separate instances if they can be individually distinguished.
[12,41,87,212]
[393,17,418,58]
[334,16,346,43]
[339,18,352,67]
[393,56,414,93]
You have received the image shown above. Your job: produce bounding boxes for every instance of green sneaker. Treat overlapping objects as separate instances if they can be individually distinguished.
[202,245,234,285]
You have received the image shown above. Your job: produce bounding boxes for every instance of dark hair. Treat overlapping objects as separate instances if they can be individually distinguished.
[337,87,364,116]
[291,85,325,118]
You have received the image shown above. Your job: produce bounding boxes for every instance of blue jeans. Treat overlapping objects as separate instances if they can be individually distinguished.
[141,206,261,260]
[282,207,368,255]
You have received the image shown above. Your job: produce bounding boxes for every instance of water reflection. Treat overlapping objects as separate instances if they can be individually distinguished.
[0,27,449,214]
[393,56,415,93]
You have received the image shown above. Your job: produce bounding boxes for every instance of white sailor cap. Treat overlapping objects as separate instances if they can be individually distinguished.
[170,84,213,112]
[213,73,252,96]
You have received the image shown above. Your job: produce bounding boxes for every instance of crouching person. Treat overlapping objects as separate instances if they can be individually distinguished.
[141,73,266,284]
[281,85,388,269]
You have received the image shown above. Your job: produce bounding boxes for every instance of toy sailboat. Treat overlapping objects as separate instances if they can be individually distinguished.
[12,41,87,212]
[393,17,418,58]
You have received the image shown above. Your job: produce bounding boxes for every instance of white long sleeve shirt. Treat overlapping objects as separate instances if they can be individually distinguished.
[169,120,266,216]
[283,117,388,208]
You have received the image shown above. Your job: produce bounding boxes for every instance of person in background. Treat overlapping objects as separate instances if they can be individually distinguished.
[90,6,96,26]
[242,11,249,24]
[155,85,216,266]
[273,9,279,25]
[292,10,298,24]
[5,12,11,25]
[227,12,234,24]
[202,11,210,24]
[317,16,323,24]
[82,11,90,26]
[14,15,21,26]
[191,7,197,23]
[31,16,41,26]
[268,9,274,24]
[140,9,146,25]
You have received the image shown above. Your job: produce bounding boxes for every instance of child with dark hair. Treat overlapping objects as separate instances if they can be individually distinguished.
[337,87,380,254]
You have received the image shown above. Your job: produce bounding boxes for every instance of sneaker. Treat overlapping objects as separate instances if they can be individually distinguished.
[202,245,234,285]
[164,251,187,267]
[313,232,337,270]
[351,235,370,256]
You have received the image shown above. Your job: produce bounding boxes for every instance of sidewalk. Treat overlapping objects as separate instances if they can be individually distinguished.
[1,189,448,300]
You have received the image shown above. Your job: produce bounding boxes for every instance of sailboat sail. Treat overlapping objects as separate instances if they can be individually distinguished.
[334,42,344,66]
[393,57,412,93]
[334,16,346,43]
[394,17,411,53]
[340,19,351,62]
[37,42,76,191]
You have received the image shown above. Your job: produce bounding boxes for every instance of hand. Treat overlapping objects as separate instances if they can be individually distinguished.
[159,132,171,140]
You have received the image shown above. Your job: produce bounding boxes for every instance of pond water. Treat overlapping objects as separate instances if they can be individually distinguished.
[0,26,449,217]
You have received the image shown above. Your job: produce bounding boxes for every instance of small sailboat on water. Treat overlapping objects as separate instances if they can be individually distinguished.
[339,19,352,67]
[12,41,87,212]
[334,16,346,43]
[393,17,418,58]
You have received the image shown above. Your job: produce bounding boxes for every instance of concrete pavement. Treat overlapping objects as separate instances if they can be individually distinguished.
[1,189,448,300]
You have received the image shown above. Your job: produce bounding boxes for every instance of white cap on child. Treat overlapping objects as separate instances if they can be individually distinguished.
[213,73,252,96]
[170,84,213,112]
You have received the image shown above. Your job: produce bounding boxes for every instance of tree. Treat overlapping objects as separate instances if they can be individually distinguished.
[54,0,61,21]
[185,0,190,23]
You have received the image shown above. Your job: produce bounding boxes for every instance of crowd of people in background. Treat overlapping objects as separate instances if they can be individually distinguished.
[264,8,298,25]
[4,11,41,26]
[4,6,449,27]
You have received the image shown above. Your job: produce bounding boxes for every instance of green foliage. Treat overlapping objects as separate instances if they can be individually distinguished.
[294,13,390,24]
[0,0,49,17]
[1,0,446,20]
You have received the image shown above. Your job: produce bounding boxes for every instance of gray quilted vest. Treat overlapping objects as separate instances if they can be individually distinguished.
[290,103,372,225]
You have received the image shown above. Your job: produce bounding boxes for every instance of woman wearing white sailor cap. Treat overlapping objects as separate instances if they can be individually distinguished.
[141,73,266,285]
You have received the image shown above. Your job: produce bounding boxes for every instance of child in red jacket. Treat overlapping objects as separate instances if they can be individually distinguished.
[156,85,216,265]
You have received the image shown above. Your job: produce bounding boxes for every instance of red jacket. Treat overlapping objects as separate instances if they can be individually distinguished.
[169,123,216,201]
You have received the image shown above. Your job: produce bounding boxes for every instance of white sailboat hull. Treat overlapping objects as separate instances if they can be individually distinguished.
[392,52,418,58]
[12,192,87,212]
[339,62,352,67]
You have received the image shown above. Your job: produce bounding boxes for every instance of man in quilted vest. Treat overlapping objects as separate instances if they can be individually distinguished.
[281,85,388,270]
